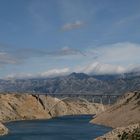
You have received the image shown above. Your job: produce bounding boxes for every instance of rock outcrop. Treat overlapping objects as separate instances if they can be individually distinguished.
[91,91,140,128]
[0,93,104,122]
[0,94,50,121]
[0,93,105,136]
[0,123,8,136]
[96,123,140,140]
[91,91,140,139]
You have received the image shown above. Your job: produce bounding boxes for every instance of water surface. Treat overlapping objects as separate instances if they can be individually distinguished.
[0,115,112,140]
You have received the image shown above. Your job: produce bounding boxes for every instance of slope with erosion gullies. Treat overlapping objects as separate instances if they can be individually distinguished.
[0,93,104,122]
[0,93,104,135]
[91,91,140,128]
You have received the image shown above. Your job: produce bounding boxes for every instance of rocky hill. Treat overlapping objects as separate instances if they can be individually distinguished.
[0,93,105,136]
[0,72,140,95]
[0,93,104,122]
[91,91,140,139]
[91,91,140,128]
[96,123,140,140]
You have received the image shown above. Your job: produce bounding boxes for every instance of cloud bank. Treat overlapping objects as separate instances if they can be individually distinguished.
[46,46,86,56]
[77,62,126,75]
[0,46,85,67]
[0,52,19,65]
[87,42,140,65]
[62,20,84,31]
[1,42,140,79]
[6,62,140,79]
[40,68,70,77]
[6,68,70,79]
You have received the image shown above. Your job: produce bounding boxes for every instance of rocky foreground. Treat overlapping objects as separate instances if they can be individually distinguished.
[91,91,140,139]
[0,123,8,136]
[0,93,104,135]
[96,123,140,140]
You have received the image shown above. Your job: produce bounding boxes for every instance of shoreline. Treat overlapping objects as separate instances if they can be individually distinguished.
[2,91,139,139]
[0,93,105,136]
[1,114,113,139]
[0,123,8,136]
[91,91,140,139]
[3,113,96,124]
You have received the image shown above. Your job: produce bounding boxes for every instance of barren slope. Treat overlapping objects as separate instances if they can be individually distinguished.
[0,93,104,122]
[91,91,140,128]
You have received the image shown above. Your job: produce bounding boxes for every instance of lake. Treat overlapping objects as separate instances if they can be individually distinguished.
[0,115,112,140]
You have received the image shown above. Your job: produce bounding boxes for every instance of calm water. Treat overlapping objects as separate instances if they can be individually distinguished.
[0,115,112,140]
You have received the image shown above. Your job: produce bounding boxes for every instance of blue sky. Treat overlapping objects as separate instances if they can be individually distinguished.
[0,0,140,78]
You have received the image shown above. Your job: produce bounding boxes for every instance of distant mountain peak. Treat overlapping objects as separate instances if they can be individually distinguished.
[68,72,89,79]
[0,71,140,94]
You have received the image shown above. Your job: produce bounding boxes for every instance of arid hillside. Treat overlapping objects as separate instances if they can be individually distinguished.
[0,93,104,122]
[0,93,105,135]
[96,123,140,140]
[91,91,140,128]
[92,91,140,140]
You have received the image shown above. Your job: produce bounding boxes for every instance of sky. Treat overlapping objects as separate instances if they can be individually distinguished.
[0,0,140,78]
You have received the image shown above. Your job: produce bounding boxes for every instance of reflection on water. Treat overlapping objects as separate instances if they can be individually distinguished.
[0,115,112,140]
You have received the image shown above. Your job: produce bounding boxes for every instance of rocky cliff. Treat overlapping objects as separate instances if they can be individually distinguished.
[0,93,104,122]
[96,123,140,140]
[91,91,140,128]
[91,91,140,139]
[0,123,8,136]
[0,93,105,136]
[0,94,50,121]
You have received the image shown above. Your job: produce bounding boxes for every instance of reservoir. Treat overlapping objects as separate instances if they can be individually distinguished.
[0,115,112,140]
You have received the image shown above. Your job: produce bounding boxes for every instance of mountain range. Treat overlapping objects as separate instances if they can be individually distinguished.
[0,72,140,95]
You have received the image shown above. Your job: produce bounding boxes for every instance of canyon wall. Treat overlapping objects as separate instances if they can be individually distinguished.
[0,93,104,135]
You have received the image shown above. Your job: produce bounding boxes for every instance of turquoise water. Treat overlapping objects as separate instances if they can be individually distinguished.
[0,115,112,140]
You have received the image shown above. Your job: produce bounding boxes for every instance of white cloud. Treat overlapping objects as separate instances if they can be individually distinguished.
[62,20,84,31]
[59,46,86,56]
[0,45,85,68]
[3,42,140,78]
[76,62,126,75]
[76,42,140,75]
[5,62,140,79]
[5,73,33,79]
[45,46,86,60]
[59,46,79,55]
[40,68,70,77]
[87,42,140,65]
[0,52,19,65]
[6,68,70,79]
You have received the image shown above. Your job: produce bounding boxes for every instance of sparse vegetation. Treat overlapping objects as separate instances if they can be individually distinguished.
[119,127,140,140]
